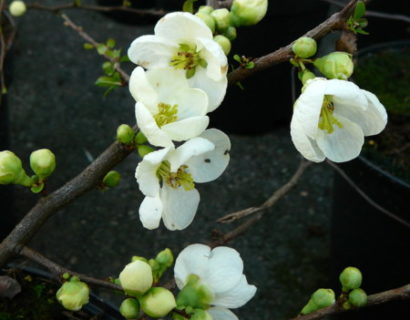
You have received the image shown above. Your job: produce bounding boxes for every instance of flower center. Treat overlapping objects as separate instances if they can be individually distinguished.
[156,160,195,191]
[154,103,178,127]
[318,95,343,134]
[170,43,208,78]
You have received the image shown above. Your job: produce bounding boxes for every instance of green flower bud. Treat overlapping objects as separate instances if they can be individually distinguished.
[197,5,213,14]
[348,288,367,307]
[311,288,335,308]
[191,309,212,320]
[231,0,268,26]
[210,9,231,32]
[298,70,316,84]
[176,274,213,310]
[300,298,319,315]
[223,26,237,41]
[339,266,362,292]
[116,124,135,144]
[119,260,153,296]
[140,287,176,318]
[56,278,90,311]
[30,149,56,179]
[102,170,121,188]
[120,298,140,319]
[313,52,354,80]
[138,145,155,158]
[155,248,174,268]
[213,35,231,55]
[195,12,216,33]
[292,37,317,58]
[9,1,27,17]
[135,132,148,145]
[0,151,31,186]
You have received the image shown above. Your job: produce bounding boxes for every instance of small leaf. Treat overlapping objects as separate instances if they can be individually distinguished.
[233,54,241,63]
[95,76,122,87]
[356,29,369,35]
[106,38,116,49]
[83,43,94,50]
[120,55,130,63]
[245,61,255,69]
[102,62,114,75]
[96,44,107,55]
[354,1,366,19]
[183,0,197,13]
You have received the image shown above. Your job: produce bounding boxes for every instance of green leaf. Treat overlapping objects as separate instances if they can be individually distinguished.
[354,1,366,19]
[356,28,369,35]
[233,54,241,63]
[106,38,116,49]
[182,0,197,13]
[120,55,130,63]
[95,76,122,87]
[102,62,114,75]
[96,44,107,55]
[83,43,94,50]
[245,61,255,69]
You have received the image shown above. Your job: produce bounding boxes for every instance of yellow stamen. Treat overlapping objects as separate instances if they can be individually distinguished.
[318,95,343,134]
[154,103,178,127]
[156,161,195,191]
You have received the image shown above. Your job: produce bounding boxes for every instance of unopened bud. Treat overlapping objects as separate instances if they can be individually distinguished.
[138,145,155,158]
[135,132,148,145]
[211,9,231,32]
[292,37,317,58]
[176,274,213,310]
[9,1,26,17]
[30,149,56,179]
[230,0,268,26]
[155,248,174,268]
[197,5,213,14]
[120,298,140,319]
[311,288,335,308]
[140,287,176,318]
[348,288,367,307]
[339,266,362,292]
[298,70,316,84]
[119,260,153,296]
[102,170,121,188]
[0,151,31,186]
[56,278,90,311]
[195,12,216,33]
[223,26,237,41]
[117,124,135,144]
[313,51,354,80]
[213,35,231,55]
[191,309,212,320]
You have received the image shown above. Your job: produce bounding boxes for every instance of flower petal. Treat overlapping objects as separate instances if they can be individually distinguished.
[129,67,158,111]
[186,129,231,183]
[162,116,210,142]
[208,307,239,320]
[174,244,212,289]
[197,37,228,82]
[161,184,200,231]
[316,113,364,162]
[139,195,163,230]
[212,275,257,309]
[174,88,208,118]
[360,90,388,135]
[324,79,368,110]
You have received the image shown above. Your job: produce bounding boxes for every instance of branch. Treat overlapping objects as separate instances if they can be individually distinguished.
[20,246,122,291]
[289,284,410,320]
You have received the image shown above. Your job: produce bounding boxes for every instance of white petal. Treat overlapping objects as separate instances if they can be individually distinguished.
[208,307,238,320]
[213,275,257,309]
[197,38,228,82]
[290,116,325,162]
[316,113,364,162]
[128,35,178,69]
[135,146,171,197]
[135,102,174,148]
[129,67,158,111]
[139,195,163,230]
[162,116,210,142]
[174,88,208,118]
[174,244,212,289]
[203,247,244,293]
[167,137,215,172]
[324,79,368,110]
[188,68,227,112]
[155,12,213,43]
[360,90,388,135]
[186,129,231,183]
[161,184,200,231]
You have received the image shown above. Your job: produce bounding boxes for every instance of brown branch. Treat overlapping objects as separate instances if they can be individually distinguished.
[20,247,122,291]
[289,284,410,320]
[227,0,359,84]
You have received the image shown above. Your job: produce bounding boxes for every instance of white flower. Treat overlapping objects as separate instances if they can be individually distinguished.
[136,129,230,230]
[128,12,228,111]
[174,244,257,320]
[290,78,387,163]
[130,66,210,147]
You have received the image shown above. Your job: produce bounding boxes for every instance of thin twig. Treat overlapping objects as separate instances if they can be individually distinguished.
[289,283,410,320]
[20,246,122,291]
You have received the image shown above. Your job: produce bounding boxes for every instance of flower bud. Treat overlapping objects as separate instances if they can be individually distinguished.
[135,132,148,145]
[191,309,212,320]
[117,124,135,144]
[0,151,31,186]
[223,26,237,41]
[197,5,213,14]
[30,149,56,179]
[120,298,140,319]
[230,0,268,26]
[195,12,216,33]
[298,70,316,84]
[210,9,231,32]
[176,274,213,310]
[155,248,174,268]
[313,52,354,80]
[9,1,26,17]
[102,170,121,188]
[213,35,231,55]
[140,287,176,318]
[339,266,362,292]
[292,37,317,59]
[138,145,155,158]
[56,278,90,311]
[311,288,335,308]
[348,288,367,307]
[119,260,153,296]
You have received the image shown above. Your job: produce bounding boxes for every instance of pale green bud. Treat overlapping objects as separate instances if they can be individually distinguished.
[56,278,90,311]
[120,298,140,319]
[198,5,213,14]
[155,248,174,268]
[119,260,153,296]
[311,288,335,308]
[292,37,317,58]
[211,9,231,32]
[0,151,31,186]
[138,145,155,158]
[231,0,268,26]
[176,274,213,309]
[213,35,231,55]
[140,287,176,318]
[9,1,27,17]
[30,149,56,179]
[102,170,121,188]
[195,12,216,33]
[116,124,134,144]
[135,132,148,145]
[313,52,354,80]
[339,266,362,292]
[298,70,316,84]
[191,309,212,320]
[348,288,367,307]
[223,26,237,41]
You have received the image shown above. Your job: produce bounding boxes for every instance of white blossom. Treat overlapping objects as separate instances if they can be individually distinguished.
[290,78,387,163]
[128,12,228,111]
[136,129,230,231]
